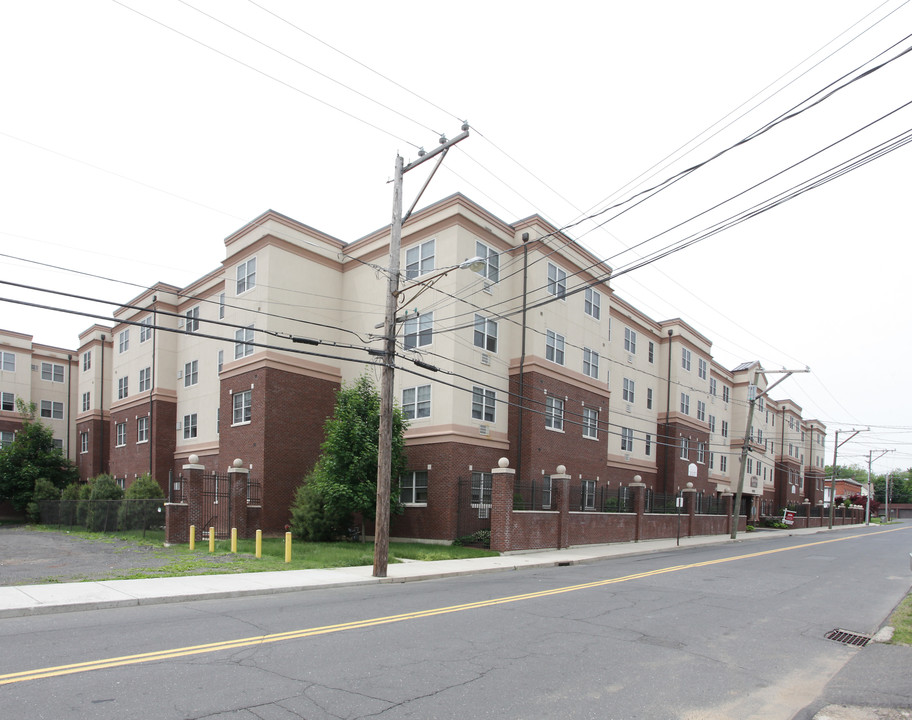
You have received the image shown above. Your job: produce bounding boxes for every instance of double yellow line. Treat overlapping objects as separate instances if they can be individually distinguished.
[2,526,906,686]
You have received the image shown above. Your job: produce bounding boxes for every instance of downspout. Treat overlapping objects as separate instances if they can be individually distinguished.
[150,296,156,477]
[100,334,105,475]
[664,329,673,494]
[66,353,72,459]
[515,232,529,482]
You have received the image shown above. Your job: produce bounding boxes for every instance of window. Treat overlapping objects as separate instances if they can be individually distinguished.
[233,389,252,424]
[139,316,153,343]
[710,378,717,396]
[139,367,151,393]
[0,430,14,449]
[40,400,64,420]
[217,350,224,373]
[722,385,730,403]
[698,358,707,379]
[53,438,63,450]
[400,471,428,504]
[81,392,90,412]
[116,422,126,447]
[235,326,254,359]
[720,455,728,472]
[117,376,128,400]
[41,362,64,382]
[709,452,714,470]
[82,351,91,371]
[622,377,635,403]
[1,351,15,372]
[183,413,198,439]
[403,312,433,349]
[648,341,654,363]
[645,434,652,456]
[681,347,691,371]
[708,414,716,433]
[475,240,499,283]
[581,480,596,510]
[547,263,566,298]
[405,239,435,280]
[624,327,637,354]
[137,416,149,443]
[184,360,199,387]
[402,385,431,420]
[758,397,765,412]
[646,388,653,410]
[545,396,564,431]
[185,306,200,333]
[119,329,129,354]
[721,420,729,438]
[545,330,565,365]
[471,386,496,423]
[621,427,633,451]
[236,257,257,294]
[747,458,753,474]
[473,314,497,353]
[697,442,705,463]
[584,288,601,319]
[583,408,598,439]
[219,293,226,319]
[680,393,690,415]
[471,472,492,505]
[680,438,689,460]
[697,400,706,422]
[1,392,14,412]
[583,348,599,379]
[80,432,88,454]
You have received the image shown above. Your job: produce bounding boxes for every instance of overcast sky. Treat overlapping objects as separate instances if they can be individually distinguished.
[1,1,910,475]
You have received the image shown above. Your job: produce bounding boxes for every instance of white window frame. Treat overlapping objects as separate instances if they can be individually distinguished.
[720,455,728,472]
[81,391,90,412]
[219,292,226,319]
[545,330,565,365]
[681,347,692,371]
[473,314,497,353]
[645,434,652,456]
[584,288,601,319]
[697,442,705,463]
[139,366,152,393]
[115,422,126,447]
[183,413,198,439]
[722,420,729,438]
[405,239,435,280]
[117,376,128,400]
[1,391,15,412]
[137,416,149,443]
[404,312,433,349]
[722,385,730,403]
[646,387,653,410]
[118,329,129,354]
[697,400,706,422]
[698,358,707,379]
[233,389,252,425]
[475,240,499,283]
[40,400,64,420]
[80,431,88,454]
[234,326,254,359]
[139,316,153,343]
[82,351,90,372]
[1,351,15,372]
[581,480,596,510]
[622,377,635,403]
[236,257,257,294]
[41,362,65,382]
[710,377,717,396]
[621,426,633,451]
[0,430,15,449]
[399,470,428,505]
[184,360,199,387]
[624,327,637,354]
[680,393,690,415]
[402,385,431,420]
[582,348,599,379]
[648,341,654,363]
[471,386,496,423]
[545,396,564,431]
[680,438,689,460]
[547,263,567,299]
[708,414,716,433]
[185,306,200,333]
[583,407,598,439]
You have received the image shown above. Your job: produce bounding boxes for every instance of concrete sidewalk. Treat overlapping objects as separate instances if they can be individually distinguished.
[0,525,843,619]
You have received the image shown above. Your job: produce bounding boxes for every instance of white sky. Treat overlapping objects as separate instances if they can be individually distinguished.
[1,1,910,475]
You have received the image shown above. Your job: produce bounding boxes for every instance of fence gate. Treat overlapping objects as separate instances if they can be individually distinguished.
[201,472,232,538]
[456,476,491,540]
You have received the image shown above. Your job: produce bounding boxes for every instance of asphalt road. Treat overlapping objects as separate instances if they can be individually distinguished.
[1,524,910,719]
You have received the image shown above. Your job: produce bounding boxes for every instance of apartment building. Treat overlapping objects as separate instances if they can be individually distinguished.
[0,329,78,456]
[8,192,826,537]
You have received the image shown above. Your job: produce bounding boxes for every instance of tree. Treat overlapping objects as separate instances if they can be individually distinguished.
[119,473,165,531]
[290,375,407,539]
[0,400,79,512]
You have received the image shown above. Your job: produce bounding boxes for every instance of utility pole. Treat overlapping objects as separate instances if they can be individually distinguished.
[731,365,809,539]
[828,427,867,529]
[373,126,470,578]
[866,449,893,525]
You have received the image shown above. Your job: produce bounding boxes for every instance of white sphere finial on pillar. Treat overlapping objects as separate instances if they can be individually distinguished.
[556,465,566,475]
[233,458,243,468]
[686,482,693,489]
[189,454,199,465]
[498,457,510,469]
[633,474,642,483]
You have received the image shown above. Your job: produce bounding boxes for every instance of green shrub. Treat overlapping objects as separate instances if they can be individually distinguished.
[289,475,351,542]
[118,474,164,530]
[452,529,491,548]
[27,478,61,523]
[85,474,124,531]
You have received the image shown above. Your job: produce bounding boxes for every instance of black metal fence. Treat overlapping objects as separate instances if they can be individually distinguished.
[644,490,678,514]
[38,499,166,534]
[511,481,633,513]
[695,493,727,515]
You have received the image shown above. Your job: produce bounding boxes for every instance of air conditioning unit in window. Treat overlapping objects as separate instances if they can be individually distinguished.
[480,353,490,366]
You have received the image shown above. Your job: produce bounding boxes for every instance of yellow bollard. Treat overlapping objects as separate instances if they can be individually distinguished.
[189,525,195,550]
[209,527,215,553]
[231,527,237,553]
[255,529,262,559]
[285,531,292,563]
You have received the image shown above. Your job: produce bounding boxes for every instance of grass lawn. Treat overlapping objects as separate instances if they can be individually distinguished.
[27,526,498,580]
[888,592,912,646]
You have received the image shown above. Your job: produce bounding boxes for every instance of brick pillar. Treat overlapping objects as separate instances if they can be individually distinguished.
[801,499,811,529]
[553,466,571,550]
[490,457,516,553]
[164,501,188,544]
[228,458,249,539]
[682,484,697,538]
[184,455,205,542]
[630,477,646,542]
[720,492,734,536]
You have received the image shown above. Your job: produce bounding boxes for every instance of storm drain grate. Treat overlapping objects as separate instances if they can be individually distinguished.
[825,629,871,647]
